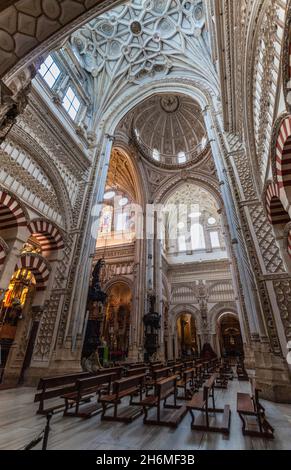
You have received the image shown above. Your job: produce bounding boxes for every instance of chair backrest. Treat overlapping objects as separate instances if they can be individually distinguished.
[37,372,91,391]
[157,375,176,400]
[101,366,124,379]
[127,367,147,377]
[153,367,171,381]
[77,373,116,391]
[113,374,145,395]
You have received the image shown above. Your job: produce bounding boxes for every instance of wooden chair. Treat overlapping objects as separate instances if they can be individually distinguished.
[141,375,187,428]
[34,372,91,415]
[100,374,146,423]
[186,373,231,435]
[61,373,116,418]
[237,388,274,438]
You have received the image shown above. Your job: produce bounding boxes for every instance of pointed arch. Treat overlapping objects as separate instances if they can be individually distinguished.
[265,182,290,225]
[15,253,51,291]
[27,219,64,253]
[0,236,9,270]
[0,188,28,231]
[274,115,291,193]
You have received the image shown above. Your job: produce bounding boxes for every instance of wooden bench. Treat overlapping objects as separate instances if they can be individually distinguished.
[237,388,274,438]
[186,373,231,435]
[34,372,91,415]
[126,366,148,377]
[100,374,146,423]
[215,366,229,389]
[172,363,183,378]
[177,368,196,399]
[141,375,187,428]
[150,363,164,372]
[61,373,116,418]
[146,367,172,395]
[101,366,124,379]
[237,363,249,381]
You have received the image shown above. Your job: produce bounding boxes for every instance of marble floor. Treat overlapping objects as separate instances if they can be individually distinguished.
[0,379,291,450]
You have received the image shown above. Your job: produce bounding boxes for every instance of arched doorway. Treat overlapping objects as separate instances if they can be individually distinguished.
[176,313,197,358]
[0,269,36,382]
[102,282,132,363]
[217,313,244,359]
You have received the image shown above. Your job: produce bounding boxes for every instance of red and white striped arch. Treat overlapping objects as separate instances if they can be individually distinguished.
[15,254,51,291]
[0,239,8,271]
[275,116,291,193]
[288,230,291,258]
[265,182,290,225]
[28,219,64,253]
[0,190,27,232]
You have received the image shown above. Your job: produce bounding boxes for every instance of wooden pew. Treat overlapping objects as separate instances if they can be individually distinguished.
[61,373,116,418]
[186,373,231,435]
[100,374,146,423]
[128,363,146,369]
[146,367,172,395]
[141,375,187,428]
[126,366,148,377]
[237,362,249,381]
[215,366,229,389]
[237,388,274,438]
[101,366,124,379]
[172,363,183,378]
[150,363,164,372]
[34,372,91,415]
[177,368,196,399]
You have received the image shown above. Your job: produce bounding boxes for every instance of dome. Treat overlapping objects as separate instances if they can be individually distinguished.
[132,94,208,166]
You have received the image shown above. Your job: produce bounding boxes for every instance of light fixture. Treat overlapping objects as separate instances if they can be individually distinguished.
[177,222,185,229]
[208,217,216,225]
[104,190,116,200]
[119,197,128,207]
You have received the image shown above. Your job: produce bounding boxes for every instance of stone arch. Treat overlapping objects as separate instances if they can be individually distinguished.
[15,253,51,291]
[208,303,239,334]
[270,115,291,207]
[112,144,148,208]
[27,218,65,254]
[8,131,73,230]
[169,304,201,336]
[103,276,133,293]
[153,172,223,208]
[0,188,28,230]
[265,181,290,226]
[0,236,9,271]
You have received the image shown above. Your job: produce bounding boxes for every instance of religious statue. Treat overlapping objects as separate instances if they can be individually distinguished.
[88,258,107,304]
[143,293,161,361]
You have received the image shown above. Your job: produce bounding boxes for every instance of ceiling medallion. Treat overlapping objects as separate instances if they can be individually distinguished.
[130,21,142,35]
[160,95,180,113]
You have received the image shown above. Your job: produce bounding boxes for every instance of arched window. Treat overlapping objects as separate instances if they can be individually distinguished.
[178,152,186,164]
[191,223,205,250]
[100,206,113,234]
